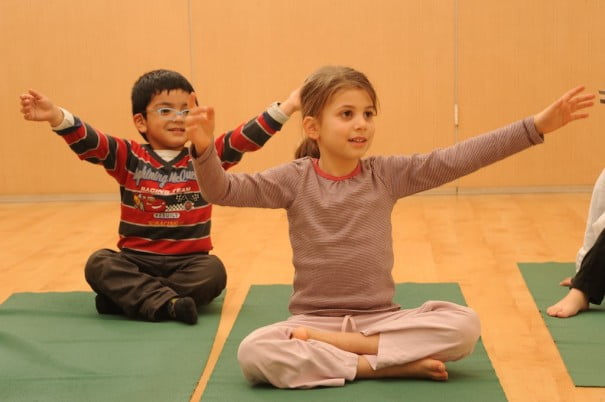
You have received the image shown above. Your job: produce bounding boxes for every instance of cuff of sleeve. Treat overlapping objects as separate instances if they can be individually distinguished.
[523,116,544,144]
[51,107,76,131]
[267,102,290,124]
[189,140,216,161]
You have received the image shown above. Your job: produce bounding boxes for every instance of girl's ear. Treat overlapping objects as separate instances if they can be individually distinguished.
[133,113,148,133]
[302,116,319,140]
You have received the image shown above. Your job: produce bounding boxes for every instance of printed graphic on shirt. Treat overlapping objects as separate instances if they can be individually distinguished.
[132,191,202,226]
[133,191,200,213]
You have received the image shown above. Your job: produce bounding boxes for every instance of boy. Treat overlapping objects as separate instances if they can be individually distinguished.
[20,69,299,324]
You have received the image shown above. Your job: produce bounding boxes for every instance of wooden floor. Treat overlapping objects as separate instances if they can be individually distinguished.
[1,193,604,402]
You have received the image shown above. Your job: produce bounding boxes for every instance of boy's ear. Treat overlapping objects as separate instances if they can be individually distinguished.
[133,113,148,133]
[302,116,319,140]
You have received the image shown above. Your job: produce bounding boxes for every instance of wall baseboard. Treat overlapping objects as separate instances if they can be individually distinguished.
[0,194,119,203]
[0,186,593,204]
[455,186,593,195]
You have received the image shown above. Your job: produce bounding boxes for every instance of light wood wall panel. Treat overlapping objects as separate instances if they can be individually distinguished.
[189,0,456,189]
[0,0,192,196]
[457,0,605,190]
[2,1,604,197]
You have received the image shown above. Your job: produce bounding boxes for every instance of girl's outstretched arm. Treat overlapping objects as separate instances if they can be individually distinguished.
[185,92,215,153]
[533,86,595,134]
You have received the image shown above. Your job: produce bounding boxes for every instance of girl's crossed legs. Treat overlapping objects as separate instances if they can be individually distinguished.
[237,300,480,389]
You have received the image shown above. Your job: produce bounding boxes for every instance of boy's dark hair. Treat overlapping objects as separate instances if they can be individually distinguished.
[131,69,195,140]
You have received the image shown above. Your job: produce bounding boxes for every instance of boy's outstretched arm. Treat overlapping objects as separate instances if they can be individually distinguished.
[533,86,595,134]
[21,89,133,183]
[213,86,301,170]
[20,89,64,127]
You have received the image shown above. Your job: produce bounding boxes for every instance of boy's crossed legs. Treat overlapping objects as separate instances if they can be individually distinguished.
[85,248,226,324]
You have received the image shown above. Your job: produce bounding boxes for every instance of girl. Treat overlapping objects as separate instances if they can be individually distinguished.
[186,66,594,388]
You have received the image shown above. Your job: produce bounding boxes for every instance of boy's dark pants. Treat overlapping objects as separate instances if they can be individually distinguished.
[84,248,226,320]
[572,229,605,305]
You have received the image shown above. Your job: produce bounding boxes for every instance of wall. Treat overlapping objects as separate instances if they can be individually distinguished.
[1,0,603,199]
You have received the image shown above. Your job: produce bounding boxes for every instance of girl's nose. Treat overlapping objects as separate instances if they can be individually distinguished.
[354,116,367,130]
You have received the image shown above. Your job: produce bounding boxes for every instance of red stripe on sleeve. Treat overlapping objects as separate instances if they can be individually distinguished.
[62,130,86,145]
[257,114,277,135]
[214,135,225,159]
[229,124,261,152]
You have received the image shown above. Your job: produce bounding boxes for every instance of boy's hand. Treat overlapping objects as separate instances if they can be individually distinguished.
[279,86,302,116]
[20,89,64,127]
[185,92,215,153]
[533,86,595,134]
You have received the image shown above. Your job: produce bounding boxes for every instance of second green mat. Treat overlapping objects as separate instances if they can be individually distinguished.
[0,291,222,402]
[202,283,506,401]
[519,262,605,387]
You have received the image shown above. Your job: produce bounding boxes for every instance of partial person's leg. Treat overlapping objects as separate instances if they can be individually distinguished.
[572,229,605,304]
[548,229,605,317]
[85,249,178,321]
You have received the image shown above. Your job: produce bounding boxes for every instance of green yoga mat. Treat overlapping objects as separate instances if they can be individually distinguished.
[519,262,605,387]
[0,291,222,402]
[202,283,506,401]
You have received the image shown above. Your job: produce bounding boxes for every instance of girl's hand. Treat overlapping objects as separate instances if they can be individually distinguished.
[533,86,595,134]
[185,92,215,153]
[19,89,64,126]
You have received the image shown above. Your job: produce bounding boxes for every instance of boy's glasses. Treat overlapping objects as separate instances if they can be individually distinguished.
[146,107,191,121]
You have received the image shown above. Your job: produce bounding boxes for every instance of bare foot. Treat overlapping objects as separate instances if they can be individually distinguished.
[357,356,448,381]
[546,288,589,318]
[559,276,572,287]
[290,327,309,341]
[396,358,448,381]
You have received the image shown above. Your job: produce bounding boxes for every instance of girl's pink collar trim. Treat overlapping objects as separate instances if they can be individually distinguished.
[312,158,361,181]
